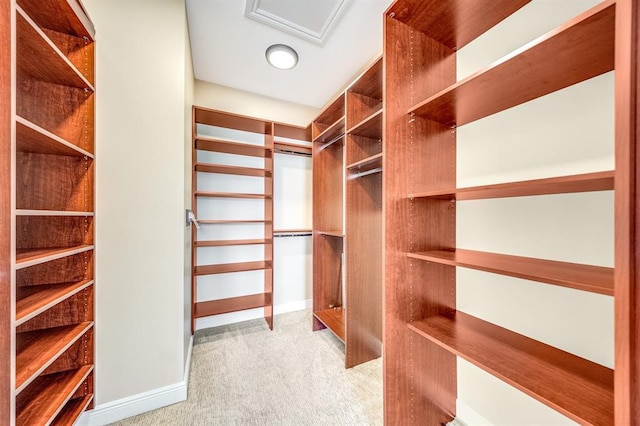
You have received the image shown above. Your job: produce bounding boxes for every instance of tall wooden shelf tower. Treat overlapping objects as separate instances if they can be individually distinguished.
[4,0,96,423]
[191,107,310,332]
[382,0,638,424]
[312,58,384,368]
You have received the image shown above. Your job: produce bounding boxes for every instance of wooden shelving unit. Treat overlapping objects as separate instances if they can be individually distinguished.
[312,93,346,344]
[383,0,636,424]
[191,107,310,332]
[312,57,383,368]
[4,0,96,423]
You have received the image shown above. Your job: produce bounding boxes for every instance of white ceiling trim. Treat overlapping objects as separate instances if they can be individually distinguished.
[244,0,352,45]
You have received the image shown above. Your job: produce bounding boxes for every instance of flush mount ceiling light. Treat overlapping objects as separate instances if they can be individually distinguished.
[265,44,298,70]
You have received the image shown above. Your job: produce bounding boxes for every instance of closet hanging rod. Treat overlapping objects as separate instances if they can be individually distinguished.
[351,167,383,179]
[318,133,345,150]
[274,232,312,238]
[274,148,312,157]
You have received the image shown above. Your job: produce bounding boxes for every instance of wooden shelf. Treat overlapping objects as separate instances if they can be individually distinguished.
[198,219,271,225]
[314,307,345,343]
[274,229,312,234]
[196,239,271,247]
[273,122,310,141]
[313,116,345,144]
[408,311,613,425]
[195,137,271,158]
[347,109,383,139]
[194,293,271,318]
[195,163,270,177]
[347,153,383,174]
[274,141,312,156]
[194,107,270,135]
[16,280,93,326]
[16,365,93,426]
[408,171,614,200]
[195,191,271,199]
[16,245,94,270]
[18,0,95,39]
[195,261,272,276]
[16,7,93,90]
[16,210,94,217]
[16,321,93,393]
[349,57,383,100]
[316,230,344,238]
[408,1,615,127]
[408,249,613,296]
[16,116,94,158]
[51,394,93,425]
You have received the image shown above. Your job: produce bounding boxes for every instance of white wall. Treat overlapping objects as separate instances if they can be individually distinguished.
[83,0,191,415]
[455,1,612,424]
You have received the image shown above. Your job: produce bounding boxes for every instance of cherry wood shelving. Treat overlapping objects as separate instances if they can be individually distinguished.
[408,311,613,425]
[191,107,310,332]
[383,0,637,424]
[312,57,383,368]
[4,0,96,423]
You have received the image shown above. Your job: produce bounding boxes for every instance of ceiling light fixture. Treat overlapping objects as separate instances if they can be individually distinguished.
[265,44,298,70]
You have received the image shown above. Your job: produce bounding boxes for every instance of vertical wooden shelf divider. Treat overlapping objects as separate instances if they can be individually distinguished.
[383,0,636,424]
[312,57,384,368]
[7,0,96,423]
[191,107,309,332]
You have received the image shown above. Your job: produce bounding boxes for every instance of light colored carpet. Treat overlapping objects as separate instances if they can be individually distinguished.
[112,309,383,425]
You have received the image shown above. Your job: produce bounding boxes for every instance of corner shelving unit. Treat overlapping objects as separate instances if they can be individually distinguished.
[7,0,96,423]
[382,0,637,424]
[191,108,310,332]
[312,57,384,368]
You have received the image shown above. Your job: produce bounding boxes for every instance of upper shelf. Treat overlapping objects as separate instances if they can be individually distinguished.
[274,141,312,156]
[195,107,271,135]
[347,110,383,140]
[387,0,530,50]
[313,116,345,144]
[408,0,615,127]
[347,153,383,175]
[408,249,613,296]
[408,171,613,201]
[408,311,613,425]
[17,7,94,90]
[17,0,95,39]
[196,137,271,158]
[348,57,383,100]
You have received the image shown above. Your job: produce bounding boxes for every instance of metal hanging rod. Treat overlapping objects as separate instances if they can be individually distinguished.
[350,167,383,179]
[274,232,312,238]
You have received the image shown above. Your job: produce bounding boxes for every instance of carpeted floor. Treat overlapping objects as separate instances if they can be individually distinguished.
[112,309,383,425]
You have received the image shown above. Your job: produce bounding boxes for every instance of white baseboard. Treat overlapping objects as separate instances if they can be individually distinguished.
[195,298,312,330]
[80,335,194,426]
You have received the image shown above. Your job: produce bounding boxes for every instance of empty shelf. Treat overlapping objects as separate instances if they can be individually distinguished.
[408,171,614,200]
[347,109,383,139]
[50,394,93,425]
[195,191,272,199]
[16,210,94,217]
[314,116,345,144]
[16,116,94,158]
[17,7,93,90]
[408,311,613,425]
[194,293,271,317]
[195,261,272,276]
[314,307,345,343]
[195,163,270,177]
[195,239,271,247]
[16,322,93,393]
[195,137,271,157]
[16,279,94,326]
[407,249,613,296]
[316,230,344,238]
[347,153,383,174]
[16,245,94,270]
[16,365,93,426]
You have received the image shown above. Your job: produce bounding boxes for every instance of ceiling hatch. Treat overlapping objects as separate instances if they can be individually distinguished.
[244,0,352,45]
